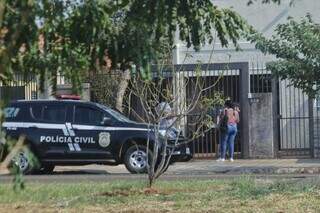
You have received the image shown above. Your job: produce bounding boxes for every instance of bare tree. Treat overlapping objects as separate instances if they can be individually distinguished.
[125,64,224,187]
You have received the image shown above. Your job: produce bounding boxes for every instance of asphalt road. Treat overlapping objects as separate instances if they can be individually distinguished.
[2,159,320,183]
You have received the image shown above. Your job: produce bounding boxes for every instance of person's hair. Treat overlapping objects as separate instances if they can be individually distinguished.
[224,100,234,108]
[233,102,240,108]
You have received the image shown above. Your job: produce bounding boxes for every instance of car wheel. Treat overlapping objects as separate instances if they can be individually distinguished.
[124,145,151,174]
[13,151,34,175]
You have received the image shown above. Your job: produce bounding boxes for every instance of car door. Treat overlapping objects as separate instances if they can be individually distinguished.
[29,102,70,159]
[70,104,115,159]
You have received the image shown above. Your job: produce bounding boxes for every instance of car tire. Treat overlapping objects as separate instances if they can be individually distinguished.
[13,151,35,175]
[124,145,152,174]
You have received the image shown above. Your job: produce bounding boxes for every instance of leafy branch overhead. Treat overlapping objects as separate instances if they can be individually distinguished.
[248,15,320,98]
[1,1,249,89]
[125,0,248,51]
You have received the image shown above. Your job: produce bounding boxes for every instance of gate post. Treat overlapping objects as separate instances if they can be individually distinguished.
[309,98,315,158]
[37,71,53,99]
[240,62,250,158]
[272,78,280,158]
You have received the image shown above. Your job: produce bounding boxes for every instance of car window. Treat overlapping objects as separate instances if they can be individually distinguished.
[4,107,20,119]
[43,105,67,123]
[96,103,132,123]
[74,106,104,125]
[30,105,43,120]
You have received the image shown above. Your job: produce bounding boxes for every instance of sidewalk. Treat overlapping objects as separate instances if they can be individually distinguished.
[167,159,320,175]
[55,159,320,175]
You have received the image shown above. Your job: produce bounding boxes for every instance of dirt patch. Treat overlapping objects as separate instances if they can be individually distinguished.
[143,187,163,195]
[97,190,132,197]
[95,187,172,197]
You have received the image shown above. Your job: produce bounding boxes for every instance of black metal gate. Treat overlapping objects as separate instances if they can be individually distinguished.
[275,79,312,157]
[314,99,320,158]
[0,74,38,101]
[175,63,249,159]
[89,63,250,159]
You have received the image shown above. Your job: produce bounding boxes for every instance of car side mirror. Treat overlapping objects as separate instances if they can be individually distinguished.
[101,117,113,126]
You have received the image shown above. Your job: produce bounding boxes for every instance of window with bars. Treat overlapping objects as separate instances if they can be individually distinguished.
[250,74,272,93]
[316,95,320,109]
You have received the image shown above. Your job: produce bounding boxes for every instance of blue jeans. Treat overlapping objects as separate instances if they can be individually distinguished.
[219,124,237,159]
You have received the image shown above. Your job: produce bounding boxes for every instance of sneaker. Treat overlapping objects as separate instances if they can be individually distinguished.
[216,158,225,162]
[230,158,234,162]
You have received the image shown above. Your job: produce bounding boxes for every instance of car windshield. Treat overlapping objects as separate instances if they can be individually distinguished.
[96,103,132,123]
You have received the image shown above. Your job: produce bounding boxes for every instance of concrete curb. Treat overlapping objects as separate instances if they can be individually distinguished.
[169,167,320,175]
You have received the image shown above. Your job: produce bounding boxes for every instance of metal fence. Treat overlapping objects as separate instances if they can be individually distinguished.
[247,63,316,158]
[87,63,249,158]
[184,68,241,158]
[249,63,272,93]
[7,63,319,159]
[0,74,38,101]
[132,63,250,158]
[314,98,320,158]
[274,80,320,158]
[276,79,311,157]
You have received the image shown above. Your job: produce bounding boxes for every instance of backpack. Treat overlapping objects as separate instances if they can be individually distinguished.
[218,109,228,133]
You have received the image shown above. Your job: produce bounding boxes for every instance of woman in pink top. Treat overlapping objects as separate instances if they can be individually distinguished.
[217,100,240,162]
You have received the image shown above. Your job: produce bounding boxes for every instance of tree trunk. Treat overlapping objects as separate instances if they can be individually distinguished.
[38,71,53,99]
[115,69,131,112]
[0,142,4,161]
[148,176,154,188]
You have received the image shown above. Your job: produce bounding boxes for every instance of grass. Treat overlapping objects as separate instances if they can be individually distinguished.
[0,176,320,212]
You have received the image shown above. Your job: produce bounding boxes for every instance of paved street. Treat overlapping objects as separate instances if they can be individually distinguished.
[1,159,320,183]
[53,158,320,175]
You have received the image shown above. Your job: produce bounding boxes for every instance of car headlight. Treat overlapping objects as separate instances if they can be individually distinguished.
[159,130,166,137]
[158,129,177,140]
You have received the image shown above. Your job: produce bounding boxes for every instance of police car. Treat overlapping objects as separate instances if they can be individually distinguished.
[2,98,191,174]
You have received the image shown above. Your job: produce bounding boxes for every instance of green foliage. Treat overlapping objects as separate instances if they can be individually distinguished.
[248,15,320,98]
[0,179,319,212]
[89,72,122,108]
[1,136,40,191]
[125,0,248,52]
[0,0,38,83]
[10,165,25,192]
[230,176,319,199]
[15,0,94,93]
[1,0,250,93]
[0,103,39,192]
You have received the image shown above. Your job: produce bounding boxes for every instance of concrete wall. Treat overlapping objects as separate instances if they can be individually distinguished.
[248,93,274,158]
[56,83,91,101]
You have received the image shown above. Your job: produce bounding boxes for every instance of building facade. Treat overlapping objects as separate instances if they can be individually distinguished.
[173,0,320,158]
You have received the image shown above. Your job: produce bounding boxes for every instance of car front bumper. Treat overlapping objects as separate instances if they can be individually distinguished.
[170,144,193,162]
